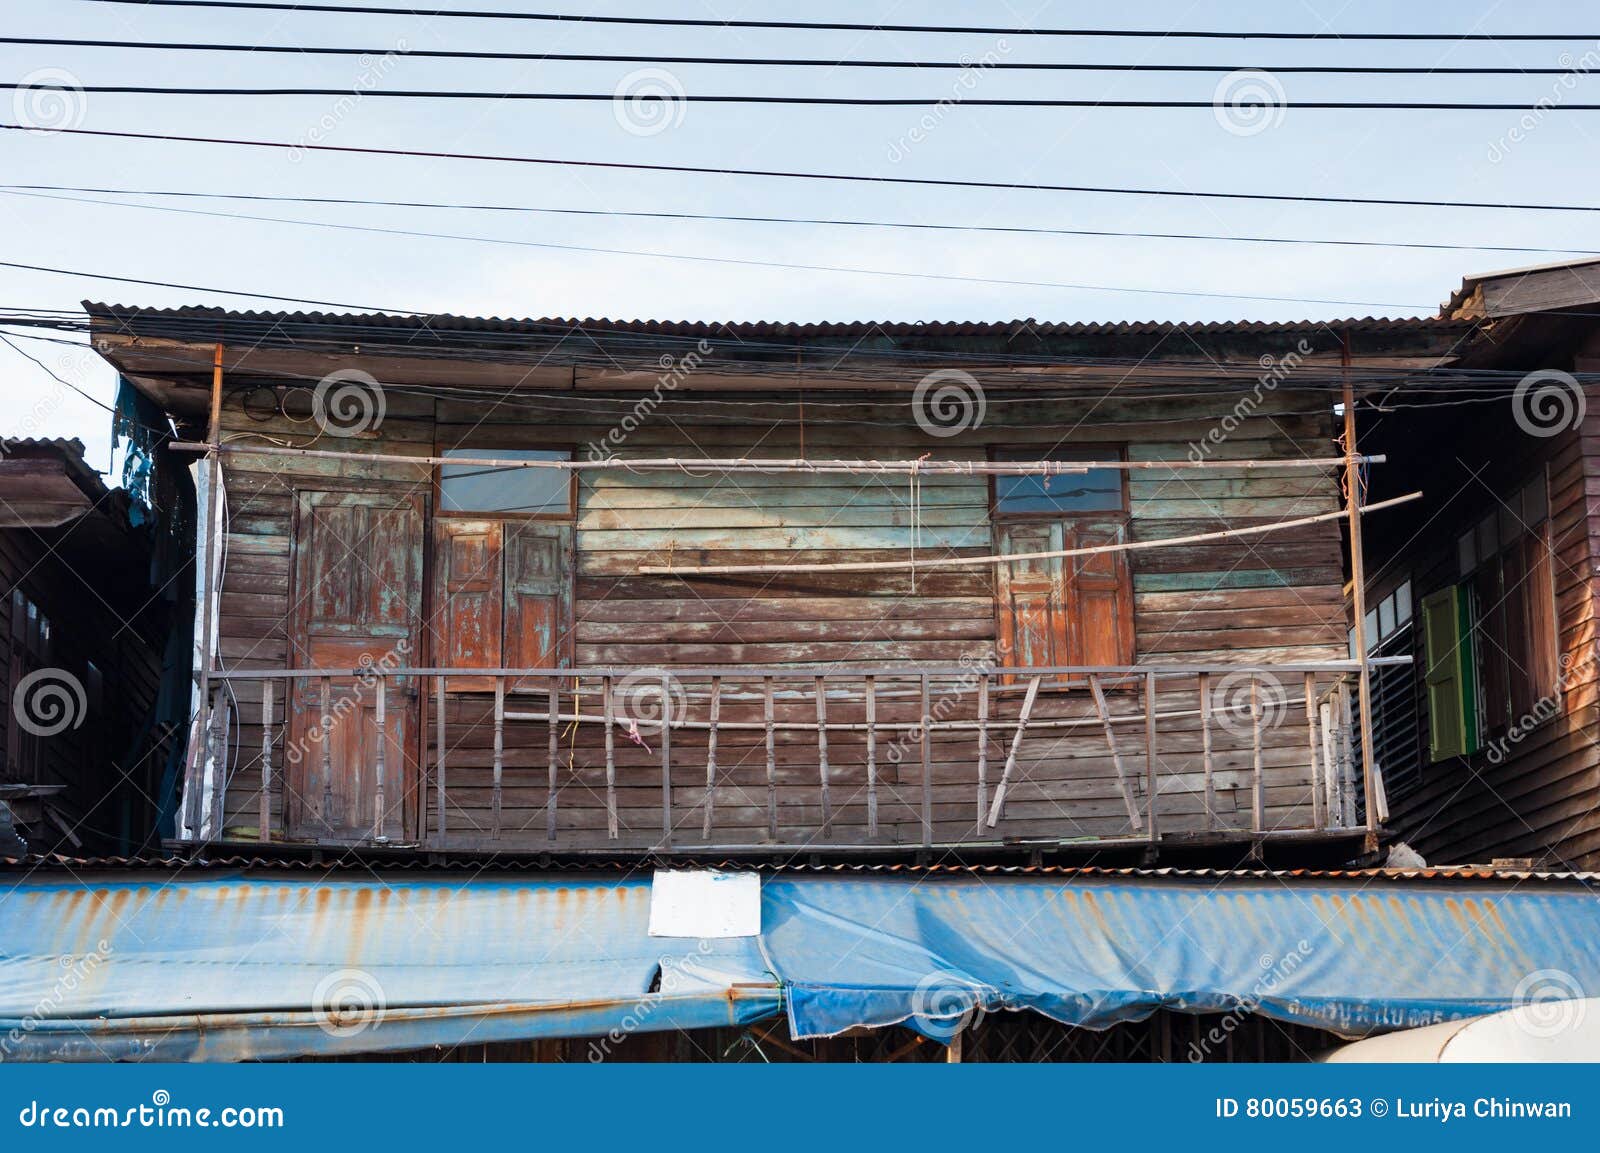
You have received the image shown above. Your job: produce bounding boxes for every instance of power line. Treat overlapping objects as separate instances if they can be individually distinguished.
[2,36,1588,73]
[0,331,115,412]
[70,2,1600,41]
[11,124,1600,215]
[7,183,1592,258]
[0,259,424,313]
[10,85,1600,110]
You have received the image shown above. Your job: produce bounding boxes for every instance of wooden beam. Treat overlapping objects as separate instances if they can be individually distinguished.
[1089,673,1143,833]
[986,675,1042,828]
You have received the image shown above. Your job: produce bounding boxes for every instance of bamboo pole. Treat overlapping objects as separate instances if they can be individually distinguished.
[1344,330,1379,845]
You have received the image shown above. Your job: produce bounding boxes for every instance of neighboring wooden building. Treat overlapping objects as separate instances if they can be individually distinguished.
[1359,260,1600,870]
[88,304,1476,860]
[0,437,167,854]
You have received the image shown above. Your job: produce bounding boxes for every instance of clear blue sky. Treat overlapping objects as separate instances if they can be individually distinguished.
[3,0,1599,466]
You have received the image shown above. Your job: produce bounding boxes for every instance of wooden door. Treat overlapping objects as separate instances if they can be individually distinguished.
[996,519,1133,683]
[287,491,424,842]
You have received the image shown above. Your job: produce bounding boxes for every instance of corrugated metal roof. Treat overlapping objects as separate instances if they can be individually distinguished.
[7,854,1596,886]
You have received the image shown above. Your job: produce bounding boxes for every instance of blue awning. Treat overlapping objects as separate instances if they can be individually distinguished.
[0,873,778,1061]
[5,868,1600,1059]
[761,875,1600,1040]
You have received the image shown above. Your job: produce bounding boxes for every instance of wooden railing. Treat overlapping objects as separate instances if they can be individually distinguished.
[194,661,1401,853]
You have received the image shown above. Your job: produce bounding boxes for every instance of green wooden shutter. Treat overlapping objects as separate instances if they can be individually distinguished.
[1421,585,1477,761]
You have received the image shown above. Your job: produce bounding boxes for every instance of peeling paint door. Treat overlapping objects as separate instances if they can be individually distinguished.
[287,491,424,842]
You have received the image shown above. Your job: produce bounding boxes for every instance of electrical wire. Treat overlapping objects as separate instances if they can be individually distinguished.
[4,183,1596,259]
[13,85,1600,110]
[9,123,1600,214]
[0,259,427,313]
[69,3,1600,41]
[3,37,1593,73]
[0,331,115,412]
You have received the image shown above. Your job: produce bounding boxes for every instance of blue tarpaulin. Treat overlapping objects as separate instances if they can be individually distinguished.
[4,869,1600,1059]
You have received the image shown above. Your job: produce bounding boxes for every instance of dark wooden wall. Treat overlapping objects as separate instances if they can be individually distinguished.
[209,380,1350,849]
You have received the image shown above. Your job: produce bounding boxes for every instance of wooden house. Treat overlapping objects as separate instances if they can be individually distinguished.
[0,437,167,854]
[87,304,1476,861]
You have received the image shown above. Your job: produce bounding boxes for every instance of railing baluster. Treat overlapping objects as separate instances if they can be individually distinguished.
[1250,674,1264,833]
[434,674,446,844]
[1198,671,1215,832]
[763,676,776,841]
[1145,670,1159,845]
[492,677,504,840]
[975,673,988,832]
[602,676,618,839]
[1305,671,1323,830]
[259,679,272,843]
[702,676,721,839]
[986,674,1041,828]
[547,677,559,843]
[659,672,673,849]
[865,675,878,838]
[373,674,387,842]
[920,672,933,849]
[816,676,832,838]
[319,675,334,830]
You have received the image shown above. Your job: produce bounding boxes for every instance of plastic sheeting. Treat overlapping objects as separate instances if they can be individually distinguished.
[7,870,1600,1060]
[0,874,778,1061]
[762,875,1600,1040]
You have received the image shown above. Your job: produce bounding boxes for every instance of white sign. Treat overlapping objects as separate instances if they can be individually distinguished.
[648,869,761,938]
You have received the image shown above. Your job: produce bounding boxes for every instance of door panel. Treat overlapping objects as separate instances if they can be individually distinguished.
[996,518,1132,683]
[505,524,574,674]
[288,491,423,842]
[433,519,504,688]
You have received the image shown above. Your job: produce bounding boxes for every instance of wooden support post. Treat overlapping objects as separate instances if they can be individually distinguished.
[434,675,446,843]
[815,676,832,838]
[986,674,1041,828]
[1250,674,1265,833]
[1089,673,1142,832]
[864,675,878,837]
[1343,330,1379,841]
[373,675,387,842]
[602,676,618,840]
[492,677,504,840]
[920,672,933,848]
[190,341,225,843]
[660,672,673,848]
[702,676,721,839]
[1145,670,1159,844]
[259,679,272,843]
[1198,671,1215,832]
[763,677,777,840]
[546,678,559,843]
[319,675,334,829]
[1305,671,1323,830]
[975,673,989,831]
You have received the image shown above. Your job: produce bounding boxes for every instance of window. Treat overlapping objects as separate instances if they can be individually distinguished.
[1351,581,1422,796]
[433,449,575,679]
[440,448,572,516]
[6,591,54,781]
[991,448,1133,680]
[1422,472,1559,761]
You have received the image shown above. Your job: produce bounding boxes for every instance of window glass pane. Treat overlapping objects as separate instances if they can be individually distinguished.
[1498,501,1521,545]
[1522,478,1548,525]
[1395,580,1413,627]
[995,464,1121,514]
[1457,531,1476,575]
[441,449,571,514]
[1363,609,1379,651]
[1378,596,1396,638]
[1475,514,1498,562]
